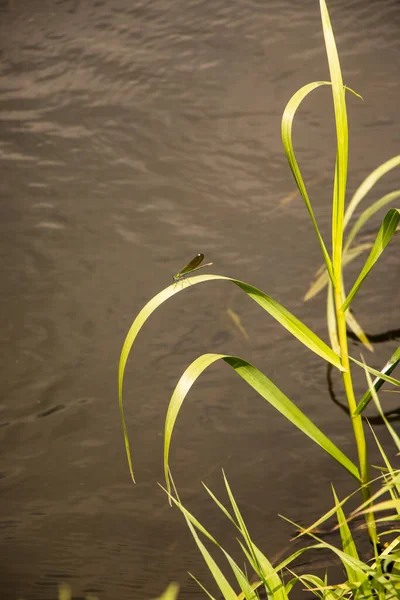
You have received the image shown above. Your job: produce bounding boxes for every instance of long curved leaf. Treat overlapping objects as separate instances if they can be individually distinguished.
[341,209,400,311]
[281,80,334,281]
[119,274,344,481]
[164,353,361,494]
[343,155,400,230]
[344,190,400,252]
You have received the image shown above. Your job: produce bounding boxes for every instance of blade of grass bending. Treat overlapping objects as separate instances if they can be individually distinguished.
[295,574,344,600]
[185,523,238,600]
[364,359,400,461]
[161,487,247,600]
[203,480,286,599]
[119,274,344,481]
[350,472,400,524]
[232,279,344,370]
[164,353,360,496]
[331,486,364,585]
[188,575,217,600]
[281,80,334,283]
[221,470,285,598]
[284,577,298,598]
[354,347,400,415]
[284,516,371,582]
[356,499,400,516]
[202,483,238,531]
[223,555,260,600]
[350,356,400,388]
[344,156,400,230]
[344,190,400,252]
[238,541,287,600]
[369,426,400,498]
[341,209,400,312]
[287,484,365,541]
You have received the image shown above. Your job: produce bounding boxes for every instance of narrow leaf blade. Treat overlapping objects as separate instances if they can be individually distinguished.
[341,209,400,311]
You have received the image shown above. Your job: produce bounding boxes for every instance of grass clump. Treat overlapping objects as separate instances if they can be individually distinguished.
[118,0,400,597]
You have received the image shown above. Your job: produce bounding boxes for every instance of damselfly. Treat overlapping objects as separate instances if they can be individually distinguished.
[173,253,213,282]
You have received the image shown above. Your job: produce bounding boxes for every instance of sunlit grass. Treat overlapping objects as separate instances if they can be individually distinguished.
[117,0,400,597]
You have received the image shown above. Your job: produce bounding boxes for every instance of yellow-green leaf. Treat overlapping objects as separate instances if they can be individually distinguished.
[341,209,400,312]
[164,353,360,495]
[281,80,334,281]
[119,275,344,481]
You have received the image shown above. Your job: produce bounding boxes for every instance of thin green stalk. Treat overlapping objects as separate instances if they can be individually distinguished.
[334,284,377,544]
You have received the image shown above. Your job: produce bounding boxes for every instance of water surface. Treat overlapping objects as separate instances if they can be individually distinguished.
[0,0,399,598]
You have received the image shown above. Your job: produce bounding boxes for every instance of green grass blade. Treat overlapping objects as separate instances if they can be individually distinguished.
[344,190,400,252]
[344,156,400,230]
[296,574,344,600]
[237,540,287,600]
[320,0,348,273]
[153,583,180,600]
[274,548,320,576]
[232,279,344,370]
[118,273,343,481]
[221,470,286,598]
[162,489,238,600]
[184,525,237,600]
[286,517,371,579]
[201,483,238,531]
[350,472,400,523]
[223,552,260,600]
[327,282,340,354]
[364,360,400,460]
[331,486,362,584]
[188,574,218,600]
[369,426,400,497]
[188,571,216,600]
[281,484,363,541]
[354,347,400,415]
[119,275,345,480]
[350,356,400,388]
[340,274,372,352]
[358,499,400,515]
[341,209,400,312]
[345,309,373,353]
[239,544,287,600]
[281,80,334,281]
[164,353,360,495]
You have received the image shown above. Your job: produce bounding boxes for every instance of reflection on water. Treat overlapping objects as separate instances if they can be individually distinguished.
[0,0,399,598]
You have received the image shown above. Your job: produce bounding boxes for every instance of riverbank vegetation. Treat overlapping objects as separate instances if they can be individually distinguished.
[118,0,400,598]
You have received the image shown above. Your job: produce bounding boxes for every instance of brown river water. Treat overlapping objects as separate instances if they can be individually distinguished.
[0,0,399,598]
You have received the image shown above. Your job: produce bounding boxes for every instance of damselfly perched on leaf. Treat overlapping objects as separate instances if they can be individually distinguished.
[173,253,213,282]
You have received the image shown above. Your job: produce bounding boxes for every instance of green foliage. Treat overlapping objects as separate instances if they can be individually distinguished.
[117,0,400,597]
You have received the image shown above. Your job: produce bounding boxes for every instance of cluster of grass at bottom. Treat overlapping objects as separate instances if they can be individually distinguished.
[51,446,400,600]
